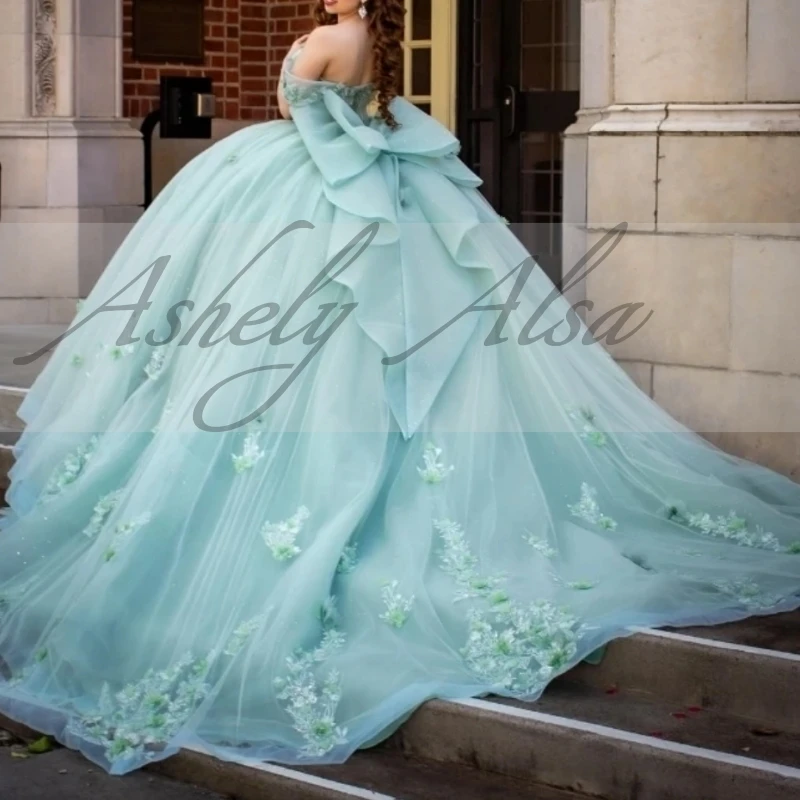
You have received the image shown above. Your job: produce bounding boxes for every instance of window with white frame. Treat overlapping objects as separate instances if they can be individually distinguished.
[402,0,456,130]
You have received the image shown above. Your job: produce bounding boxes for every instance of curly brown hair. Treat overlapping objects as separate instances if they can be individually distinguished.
[312,0,405,128]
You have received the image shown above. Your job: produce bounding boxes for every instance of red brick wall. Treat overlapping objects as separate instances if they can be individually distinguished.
[122,0,315,122]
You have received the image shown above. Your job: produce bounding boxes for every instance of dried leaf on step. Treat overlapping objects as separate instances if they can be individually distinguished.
[10,750,30,759]
[27,736,53,754]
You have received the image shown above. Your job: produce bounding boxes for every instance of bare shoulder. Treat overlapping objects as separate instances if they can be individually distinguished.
[311,22,367,49]
[305,24,342,50]
[295,24,370,82]
[290,26,339,80]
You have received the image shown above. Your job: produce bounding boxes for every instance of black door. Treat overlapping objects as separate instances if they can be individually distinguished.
[458,0,581,287]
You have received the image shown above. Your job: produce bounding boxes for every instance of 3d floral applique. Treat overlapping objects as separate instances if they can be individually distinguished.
[712,578,785,610]
[223,614,270,657]
[567,406,608,447]
[41,436,101,503]
[103,513,152,562]
[417,443,455,484]
[434,518,585,694]
[524,533,558,559]
[273,629,348,758]
[232,430,266,474]
[461,601,583,694]
[666,505,784,552]
[434,519,505,602]
[568,484,618,531]
[69,608,285,763]
[336,543,358,575]
[379,581,414,629]
[261,506,310,562]
[144,348,168,381]
[70,652,212,764]
[552,571,599,598]
[83,490,124,538]
[71,354,85,368]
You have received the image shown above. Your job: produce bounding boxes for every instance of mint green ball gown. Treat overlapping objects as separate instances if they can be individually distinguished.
[1,49,799,775]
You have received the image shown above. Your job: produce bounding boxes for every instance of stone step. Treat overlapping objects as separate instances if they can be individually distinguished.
[151,747,396,800]
[387,696,800,800]
[563,621,800,733]
[299,749,592,799]
[677,612,800,655]
[5,673,800,800]
[157,746,590,800]
[0,738,228,800]
[0,719,391,800]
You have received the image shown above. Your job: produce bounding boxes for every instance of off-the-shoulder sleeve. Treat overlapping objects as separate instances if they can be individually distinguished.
[281,52,327,108]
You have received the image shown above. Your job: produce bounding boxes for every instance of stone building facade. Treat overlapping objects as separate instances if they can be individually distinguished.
[0,0,798,475]
[565,0,800,477]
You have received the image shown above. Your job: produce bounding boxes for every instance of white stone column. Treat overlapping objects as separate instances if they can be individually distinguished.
[565,0,800,477]
[0,0,142,325]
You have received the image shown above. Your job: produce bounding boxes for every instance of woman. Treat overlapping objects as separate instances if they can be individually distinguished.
[1,0,798,775]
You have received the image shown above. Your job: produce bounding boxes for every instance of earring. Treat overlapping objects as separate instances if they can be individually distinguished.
[358,0,368,19]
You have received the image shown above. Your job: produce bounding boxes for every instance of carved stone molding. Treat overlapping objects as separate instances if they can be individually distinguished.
[33,0,57,116]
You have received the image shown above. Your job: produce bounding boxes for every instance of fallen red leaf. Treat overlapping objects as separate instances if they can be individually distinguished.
[687,706,703,713]
[672,712,688,719]
[605,685,619,695]
[649,731,666,738]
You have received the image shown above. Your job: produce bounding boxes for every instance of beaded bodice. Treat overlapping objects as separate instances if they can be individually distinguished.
[281,47,376,115]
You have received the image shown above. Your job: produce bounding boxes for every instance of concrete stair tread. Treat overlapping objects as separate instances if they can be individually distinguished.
[673,611,800,655]
[301,750,593,800]
[0,737,225,800]
[505,678,800,769]
[395,698,800,800]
